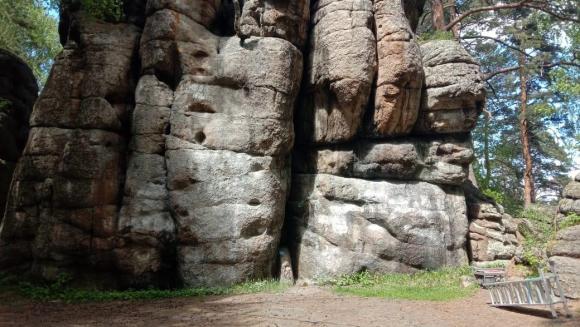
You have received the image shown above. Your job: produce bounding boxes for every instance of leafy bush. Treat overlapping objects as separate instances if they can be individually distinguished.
[80,0,123,21]
[324,266,478,301]
[418,30,455,43]
[560,213,580,229]
[517,206,557,275]
[482,188,505,205]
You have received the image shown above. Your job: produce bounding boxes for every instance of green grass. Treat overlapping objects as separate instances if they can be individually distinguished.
[324,266,478,301]
[0,273,288,303]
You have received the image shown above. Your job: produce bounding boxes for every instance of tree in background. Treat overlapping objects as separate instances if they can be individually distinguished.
[0,0,60,84]
[419,0,579,211]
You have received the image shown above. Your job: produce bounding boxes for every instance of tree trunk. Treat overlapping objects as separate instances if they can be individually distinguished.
[431,0,446,30]
[483,114,491,188]
[448,0,460,38]
[518,53,535,207]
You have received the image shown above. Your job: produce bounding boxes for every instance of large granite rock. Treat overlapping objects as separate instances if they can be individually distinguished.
[368,0,423,137]
[549,225,580,299]
[548,175,580,298]
[288,174,469,280]
[297,0,376,144]
[415,41,486,135]
[0,50,38,219]
[1,1,489,288]
[1,2,303,288]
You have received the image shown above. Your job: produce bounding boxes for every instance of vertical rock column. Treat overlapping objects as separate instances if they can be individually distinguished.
[368,0,423,136]
[0,50,38,220]
[120,0,307,286]
[0,17,141,283]
[288,3,480,281]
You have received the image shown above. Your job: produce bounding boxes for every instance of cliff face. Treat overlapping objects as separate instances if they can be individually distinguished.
[1,1,498,287]
[0,50,38,226]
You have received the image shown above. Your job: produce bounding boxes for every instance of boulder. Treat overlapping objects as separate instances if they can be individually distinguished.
[414,41,485,135]
[288,174,469,280]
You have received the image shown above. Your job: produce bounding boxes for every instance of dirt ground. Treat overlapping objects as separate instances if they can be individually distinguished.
[0,287,578,327]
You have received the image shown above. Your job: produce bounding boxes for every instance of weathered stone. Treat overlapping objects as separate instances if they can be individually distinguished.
[238,0,310,48]
[367,0,423,137]
[464,180,520,263]
[0,50,38,219]
[563,181,580,199]
[294,136,473,185]
[297,0,376,144]
[549,256,580,299]
[288,174,469,280]
[414,41,485,135]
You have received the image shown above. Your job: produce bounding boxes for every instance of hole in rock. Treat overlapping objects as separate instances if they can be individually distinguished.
[188,103,215,113]
[248,198,261,206]
[164,124,171,135]
[194,131,206,143]
[194,51,209,59]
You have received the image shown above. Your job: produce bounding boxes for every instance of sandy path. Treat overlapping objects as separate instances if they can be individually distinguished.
[0,287,578,327]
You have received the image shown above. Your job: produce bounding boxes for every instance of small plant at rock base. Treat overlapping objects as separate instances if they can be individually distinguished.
[559,213,580,229]
[326,266,478,301]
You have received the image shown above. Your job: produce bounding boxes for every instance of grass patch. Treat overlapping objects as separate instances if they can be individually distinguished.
[0,273,288,303]
[324,266,478,301]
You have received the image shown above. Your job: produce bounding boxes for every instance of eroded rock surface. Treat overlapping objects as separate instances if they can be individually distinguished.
[415,41,485,134]
[0,50,37,219]
[464,182,519,263]
[288,174,468,280]
[548,175,580,298]
[1,1,491,287]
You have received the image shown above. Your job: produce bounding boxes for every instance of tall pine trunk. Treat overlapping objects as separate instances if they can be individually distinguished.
[483,115,491,188]
[518,53,535,207]
[431,0,446,30]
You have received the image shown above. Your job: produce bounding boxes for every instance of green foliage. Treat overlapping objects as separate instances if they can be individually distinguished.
[482,188,505,205]
[0,0,61,84]
[0,273,287,303]
[418,30,455,43]
[323,267,478,301]
[78,0,123,21]
[560,213,580,229]
[0,98,12,111]
[518,206,557,275]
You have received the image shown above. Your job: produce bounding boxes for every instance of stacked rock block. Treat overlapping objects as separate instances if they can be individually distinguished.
[1,0,491,287]
[287,2,487,280]
[0,1,306,287]
[464,182,520,264]
[0,16,141,283]
[0,50,38,220]
[548,174,580,298]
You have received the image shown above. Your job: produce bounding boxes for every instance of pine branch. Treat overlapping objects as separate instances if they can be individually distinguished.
[444,0,579,31]
[484,61,580,80]
[461,35,530,57]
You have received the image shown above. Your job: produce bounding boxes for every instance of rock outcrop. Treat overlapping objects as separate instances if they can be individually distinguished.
[0,50,38,220]
[464,182,519,263]
[1,1,491,287]
[548,174,580,298]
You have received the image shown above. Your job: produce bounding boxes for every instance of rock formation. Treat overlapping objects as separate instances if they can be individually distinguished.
[463,181,520,264]
[0,50,38,223]
[548,174,580,298]
[1,1,492,287]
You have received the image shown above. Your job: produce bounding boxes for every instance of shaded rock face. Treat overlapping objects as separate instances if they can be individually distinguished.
[549,175,580,298]
[463,182,520,263]
[0,51,38,219]
[1,1,488,287]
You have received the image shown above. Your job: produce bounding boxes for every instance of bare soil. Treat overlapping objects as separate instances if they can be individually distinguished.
[0,287,578,327]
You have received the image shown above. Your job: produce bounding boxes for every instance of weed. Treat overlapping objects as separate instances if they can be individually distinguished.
[324,266,478,301]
